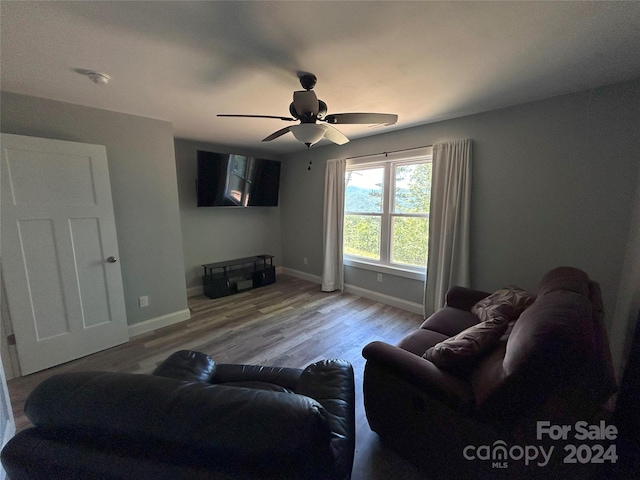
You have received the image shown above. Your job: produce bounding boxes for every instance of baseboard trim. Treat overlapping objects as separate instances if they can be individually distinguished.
[188,267,423,315]
[128,308,191,337]
[343,284,424,315]
[279,267,322,284]
[187,285,203,298]
[281,267,424,315]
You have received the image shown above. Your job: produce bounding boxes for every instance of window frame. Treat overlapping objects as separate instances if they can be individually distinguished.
[344,147,432,280]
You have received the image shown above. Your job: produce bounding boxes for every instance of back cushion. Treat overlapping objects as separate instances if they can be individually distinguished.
[504,291,594,375]
[536,266,590,297]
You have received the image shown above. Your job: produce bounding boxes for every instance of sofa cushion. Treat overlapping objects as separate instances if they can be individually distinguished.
[420,306,480,337]
[423,315,509,372]
[213,363,302,390]
[470,285,534,322]
[398,329,449,356]
[219,381,294,394]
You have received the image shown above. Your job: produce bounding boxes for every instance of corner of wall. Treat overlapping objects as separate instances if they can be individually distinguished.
[611,172,640,379]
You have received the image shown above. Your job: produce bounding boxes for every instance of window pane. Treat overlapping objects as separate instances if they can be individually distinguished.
[391,216,428,267]
[394,163,432,214]
[345,168,384,213]
[344,215,381,260]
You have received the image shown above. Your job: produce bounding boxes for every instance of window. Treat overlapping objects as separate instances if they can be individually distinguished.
[344,148,432,278]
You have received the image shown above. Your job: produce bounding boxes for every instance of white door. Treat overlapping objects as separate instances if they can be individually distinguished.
[1,134,128,375]
[0,354,15,479]
[1,295,15,480]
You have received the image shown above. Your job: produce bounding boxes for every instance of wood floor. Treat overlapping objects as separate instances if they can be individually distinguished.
[7,274,427,480]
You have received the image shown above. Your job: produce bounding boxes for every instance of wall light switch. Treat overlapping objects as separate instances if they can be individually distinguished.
[139,295,149,308]
[304,257,308,265]
[377,273,383,282]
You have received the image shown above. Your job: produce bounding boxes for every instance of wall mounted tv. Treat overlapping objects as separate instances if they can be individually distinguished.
[197,150,281,207]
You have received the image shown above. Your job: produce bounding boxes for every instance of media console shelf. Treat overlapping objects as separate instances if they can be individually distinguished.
[202,255,275,299]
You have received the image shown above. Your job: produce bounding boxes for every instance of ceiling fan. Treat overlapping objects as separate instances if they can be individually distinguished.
[218,73,398,147]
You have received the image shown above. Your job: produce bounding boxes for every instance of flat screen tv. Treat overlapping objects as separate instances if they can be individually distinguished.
[197,150,281,207]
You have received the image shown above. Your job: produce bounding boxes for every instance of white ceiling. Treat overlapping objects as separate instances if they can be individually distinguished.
[2,1,640,154]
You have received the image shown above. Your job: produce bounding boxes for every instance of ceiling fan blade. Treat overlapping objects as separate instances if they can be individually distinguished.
[218,114,296,122]
[323,113,398,125]
[323,124,349,145]
[293,90,318,117]
[262,126,292,142]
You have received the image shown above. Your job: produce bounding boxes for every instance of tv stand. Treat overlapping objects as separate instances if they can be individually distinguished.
[202,255,275,299]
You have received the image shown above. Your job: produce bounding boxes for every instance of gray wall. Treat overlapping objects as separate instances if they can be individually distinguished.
[280,79,640,327]
[1,92,188,325]
[174,139,282,289]
[3,77,637,352]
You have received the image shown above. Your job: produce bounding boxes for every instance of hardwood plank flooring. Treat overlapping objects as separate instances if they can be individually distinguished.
[7,274,427,479]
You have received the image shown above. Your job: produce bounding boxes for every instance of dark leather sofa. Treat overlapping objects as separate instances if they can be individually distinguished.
[1,351,356,480]
[362,267,617,479]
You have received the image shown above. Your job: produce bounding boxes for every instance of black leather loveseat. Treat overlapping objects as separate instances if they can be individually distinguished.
[1,351,356,480]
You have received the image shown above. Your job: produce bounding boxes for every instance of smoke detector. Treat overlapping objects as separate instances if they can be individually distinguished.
[87,72,111,85]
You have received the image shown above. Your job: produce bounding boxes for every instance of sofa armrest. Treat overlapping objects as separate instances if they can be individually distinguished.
[296,360,354,403]
[362,341,473,411]
[445,286,491,311]
[296,360,356,480]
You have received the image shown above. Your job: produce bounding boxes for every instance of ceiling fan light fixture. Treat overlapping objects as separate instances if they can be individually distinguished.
[290,123,327,147]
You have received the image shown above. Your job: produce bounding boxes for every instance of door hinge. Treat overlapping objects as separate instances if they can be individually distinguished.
[7,334,16,346]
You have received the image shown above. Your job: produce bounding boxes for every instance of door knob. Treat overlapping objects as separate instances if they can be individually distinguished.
[107,256,118,263]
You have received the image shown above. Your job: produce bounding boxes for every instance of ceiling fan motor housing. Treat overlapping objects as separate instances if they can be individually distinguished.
[290,90,328,123]
[290,100,327,121]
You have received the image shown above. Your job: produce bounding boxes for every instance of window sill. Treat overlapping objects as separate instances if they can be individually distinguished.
[343,258,426,281]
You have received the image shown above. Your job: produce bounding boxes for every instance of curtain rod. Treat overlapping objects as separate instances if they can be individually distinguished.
[345,144,432,161]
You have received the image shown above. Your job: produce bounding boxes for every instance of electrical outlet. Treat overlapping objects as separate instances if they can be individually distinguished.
[304,257,308,265]
[377,273,383,282]
[139,295,149,308]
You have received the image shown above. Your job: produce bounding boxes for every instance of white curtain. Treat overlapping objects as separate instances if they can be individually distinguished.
[321,158,346,292]
[424,139,472,317]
